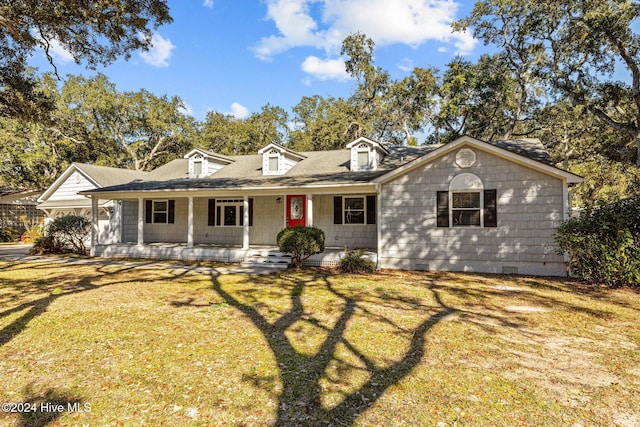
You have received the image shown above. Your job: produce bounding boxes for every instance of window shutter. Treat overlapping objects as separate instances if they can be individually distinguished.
[168,200,175,224]
[249,198,254,227]
[208,199,215,226]
[145,200,152,224]
[333,196,342,224]
[484,189,497,227]
[436,191,449,227]
[366,195,376,224]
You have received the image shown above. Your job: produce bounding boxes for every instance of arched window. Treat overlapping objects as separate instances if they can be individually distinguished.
[437,173,497,228]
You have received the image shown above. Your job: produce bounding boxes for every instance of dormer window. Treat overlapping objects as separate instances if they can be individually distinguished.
[267,151,279,172]
[193,160,203,176]
[184,148,234,178]
[357,145,370,169]
[347,137,389,171]
[258,143,306,176]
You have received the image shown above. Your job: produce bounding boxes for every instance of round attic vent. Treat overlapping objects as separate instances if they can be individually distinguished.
[455,148,476,168]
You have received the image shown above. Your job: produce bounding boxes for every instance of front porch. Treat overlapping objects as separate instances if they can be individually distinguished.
[92,243,377,268]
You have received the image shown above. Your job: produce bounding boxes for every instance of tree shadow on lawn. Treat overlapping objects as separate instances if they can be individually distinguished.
[11,385,84,427]
[0,261,187,349]
[208,271,454,426]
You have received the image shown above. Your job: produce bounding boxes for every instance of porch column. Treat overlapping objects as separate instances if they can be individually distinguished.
[90,196,99,256]
[376,183,382,270]
[187,196,194,248]
[306,194,313,226]
[137,197,144,246]
[242,195,249,249]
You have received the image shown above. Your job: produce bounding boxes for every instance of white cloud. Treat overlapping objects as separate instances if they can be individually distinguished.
[179,102,194,117]
[301,56,349,80]
[139,33,175,67]
[254,0,477,60]
[227,102,249,119]
[203,0,214,8]
[47,39,74,63]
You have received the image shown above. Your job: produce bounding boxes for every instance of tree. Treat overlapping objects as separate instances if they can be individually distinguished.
[457,0,640,165]
[0,1,172,120]
[199,105,288,155]
[289,95,358,151]
[341,33,390,140]
[60,74,196,171]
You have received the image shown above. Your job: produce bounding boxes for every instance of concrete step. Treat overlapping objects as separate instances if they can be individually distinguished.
[242,251,292,269]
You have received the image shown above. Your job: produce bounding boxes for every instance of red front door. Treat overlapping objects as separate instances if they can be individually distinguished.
[286,195,306,227]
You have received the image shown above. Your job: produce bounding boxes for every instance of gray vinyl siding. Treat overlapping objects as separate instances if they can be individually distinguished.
[379,148,566,276]
[47,171,96,201]
[121,200,138,243]
[249,196,284,245]
[193,197,242,246]
[313,194,377,250]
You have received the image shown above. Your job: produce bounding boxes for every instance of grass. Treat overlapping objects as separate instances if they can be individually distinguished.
[0,259,638,426]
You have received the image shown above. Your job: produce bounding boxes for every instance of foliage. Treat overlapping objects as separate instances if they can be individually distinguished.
[30,234,67,255]
[19,215,43,243]
[0,226,21,242]
[555,194,640,286]
[276,226,325,268]
[339,249,376,273]
[199,104,289,155]
[0,0,171,120]
[457,0,640,166]
[43,215,91,255]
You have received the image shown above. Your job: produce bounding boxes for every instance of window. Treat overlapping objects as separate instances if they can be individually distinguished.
[193,160,202,176]
[145,200,175,224]
[208,199,253,227]
[344,197,365,224]
[452,192,481,226]
[333,195,376,225]
[268,155,279,172]
[357,151,369,168]
[436,189,497,228]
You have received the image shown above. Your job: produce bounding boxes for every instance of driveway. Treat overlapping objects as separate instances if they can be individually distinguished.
[0,243,282,276]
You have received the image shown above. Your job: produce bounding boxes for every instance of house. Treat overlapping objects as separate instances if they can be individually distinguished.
[0,188,44,229]
[39,136,582,275]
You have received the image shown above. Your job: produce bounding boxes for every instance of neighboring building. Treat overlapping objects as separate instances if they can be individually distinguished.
[0,188,44,229]
[40,136,583,276]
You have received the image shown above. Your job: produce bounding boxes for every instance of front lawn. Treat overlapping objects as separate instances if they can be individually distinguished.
[0,259,638,426]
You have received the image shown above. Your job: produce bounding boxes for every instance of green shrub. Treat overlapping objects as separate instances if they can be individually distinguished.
[555,194,640,287]
[339,249,376,273]
[30,235,68,255]
[35,215,91,255]
[277,226,325,268]
[0,226,22,242]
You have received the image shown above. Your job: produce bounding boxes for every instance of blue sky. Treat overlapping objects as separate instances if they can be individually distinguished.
[28,0,488,121]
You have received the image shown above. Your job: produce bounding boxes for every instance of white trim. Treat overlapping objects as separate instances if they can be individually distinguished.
[257,143,307,160]
[373,136,583,185]
[79,183,378,199]
[183,148,234,164]
[137,198,144,246]
[345,136,390,154]
[39,164,101,202]
[187,196,194,248]
[243,196,249,249]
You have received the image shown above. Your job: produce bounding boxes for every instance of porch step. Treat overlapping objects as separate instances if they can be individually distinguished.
[241,250,292,269]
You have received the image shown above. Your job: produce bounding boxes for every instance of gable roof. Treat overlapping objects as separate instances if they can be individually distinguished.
[79,136,581,196]
[375,136,582,185]
[39,163,148,202]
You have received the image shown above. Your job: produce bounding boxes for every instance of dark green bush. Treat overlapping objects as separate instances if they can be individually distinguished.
[555,194,640,287]
[31,215,91,255]
[30,235,68,255]
[277,226,325,268]
[0,226,22,242]
[339,249,376,273]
